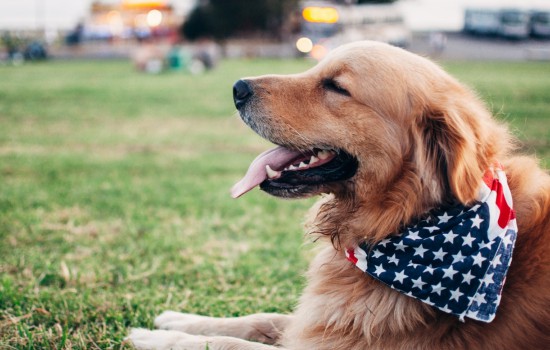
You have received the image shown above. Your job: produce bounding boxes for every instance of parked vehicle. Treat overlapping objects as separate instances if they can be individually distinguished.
[295,1,410,59]
[499,9,530,39]
[464,8,530,39]
[530,10,550,38]
[464,7,550,40]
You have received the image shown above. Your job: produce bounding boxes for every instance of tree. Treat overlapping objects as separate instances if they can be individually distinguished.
[182,0,299,41]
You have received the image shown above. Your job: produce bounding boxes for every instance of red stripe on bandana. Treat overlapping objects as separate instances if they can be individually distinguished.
[346,248,358,264]
[491,179,513,229]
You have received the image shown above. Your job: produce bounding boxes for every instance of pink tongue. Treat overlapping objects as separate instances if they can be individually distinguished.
[231,146,304,198]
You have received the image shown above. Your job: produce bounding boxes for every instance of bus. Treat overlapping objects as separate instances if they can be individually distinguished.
[295,1,410,60]
[530,10,550,38]
[464,8,530,40]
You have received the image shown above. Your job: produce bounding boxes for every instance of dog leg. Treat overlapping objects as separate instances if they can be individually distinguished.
[154,311,292,345]
[127,328,286,350]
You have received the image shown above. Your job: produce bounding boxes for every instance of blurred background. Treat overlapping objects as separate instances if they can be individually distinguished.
[1,1,550,349]
[2,0,550,66]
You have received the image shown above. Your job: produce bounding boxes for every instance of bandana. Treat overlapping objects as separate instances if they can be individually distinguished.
[346,165,517,322]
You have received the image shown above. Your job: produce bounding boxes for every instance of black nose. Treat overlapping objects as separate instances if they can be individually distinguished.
[233,79,253,109]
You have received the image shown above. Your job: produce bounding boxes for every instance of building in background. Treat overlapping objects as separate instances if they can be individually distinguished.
[77,0,181,42]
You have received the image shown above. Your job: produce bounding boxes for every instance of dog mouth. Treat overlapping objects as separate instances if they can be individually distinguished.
[231,146,358,198]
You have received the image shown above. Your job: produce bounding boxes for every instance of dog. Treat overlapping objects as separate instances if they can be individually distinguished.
[128,41,550,349]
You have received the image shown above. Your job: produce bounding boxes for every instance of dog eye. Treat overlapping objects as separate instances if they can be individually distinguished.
[322,79,351,97]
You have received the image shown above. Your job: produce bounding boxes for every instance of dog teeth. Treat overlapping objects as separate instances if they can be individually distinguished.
[283,154,324,173]
[309,155,319,164]
[317,150,332,160]
[265,165,280,179]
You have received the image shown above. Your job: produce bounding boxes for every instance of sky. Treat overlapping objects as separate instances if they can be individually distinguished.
[0,0,195,30]
[1,0,549,31]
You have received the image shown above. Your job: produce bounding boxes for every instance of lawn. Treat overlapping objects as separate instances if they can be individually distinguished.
[1,57,549,349]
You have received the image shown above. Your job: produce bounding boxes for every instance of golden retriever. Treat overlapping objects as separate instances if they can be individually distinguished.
[129,41,550,349]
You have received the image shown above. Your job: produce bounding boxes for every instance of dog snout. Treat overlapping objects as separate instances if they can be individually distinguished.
[233,79,253,109]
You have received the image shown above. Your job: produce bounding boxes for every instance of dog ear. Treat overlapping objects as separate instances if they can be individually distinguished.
[421,101,490,205]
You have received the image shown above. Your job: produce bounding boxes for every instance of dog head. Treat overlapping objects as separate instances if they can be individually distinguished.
[232,41,511,242]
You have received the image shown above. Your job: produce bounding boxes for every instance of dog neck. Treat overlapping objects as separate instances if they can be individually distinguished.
[344,165,517,323]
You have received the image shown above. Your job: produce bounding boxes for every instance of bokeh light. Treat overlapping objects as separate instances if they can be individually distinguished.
[296,37,313,53]
[146,9,163,27]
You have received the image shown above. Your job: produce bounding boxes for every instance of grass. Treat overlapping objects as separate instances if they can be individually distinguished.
[0,57,549,349]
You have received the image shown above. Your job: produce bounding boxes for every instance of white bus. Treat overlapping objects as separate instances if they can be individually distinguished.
[295,1,410,59]
[464,8,530,40]
[530,10,550,38]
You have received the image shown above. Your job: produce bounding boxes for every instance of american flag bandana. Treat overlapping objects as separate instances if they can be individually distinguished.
[346,165,517,322]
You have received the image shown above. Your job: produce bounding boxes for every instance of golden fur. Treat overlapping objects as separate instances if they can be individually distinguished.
[129,41,550,350]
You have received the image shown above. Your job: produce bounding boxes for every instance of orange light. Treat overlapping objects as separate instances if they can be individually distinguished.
[310,44,328,60]
[302,7,339,24]
[122,1,167,9]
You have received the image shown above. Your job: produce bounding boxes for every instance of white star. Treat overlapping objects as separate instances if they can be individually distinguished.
[473,293,487,304]
[463,233,476,247]
[452,251,466,264]
[394,241,407,251]
[407,230,421,241]
[450,289,464,301]
[388,254,399,265]
[442,265,458,279]
[479,240,493,250]
[394,270,407,284]
[424,265,435,275]
[467,310,479,319]
[432,282,446,295]
[491,254,502,268]
[408,262,419,269]
[440,305,452,313]
[373,265,386,276]
[411,276,426,289]
[443,230,458,244]
[462,271,475,284]
[379,238,391,247]
[472,252,486,267]
[372,249,383,259]
[470,204,481,212]
[482,272,494,286]
[425,297,434,306]
[433,248,447,261]
[438,212,452,223]
[414,244,428,258]
[471,214,484,229]
[426,226,439,233]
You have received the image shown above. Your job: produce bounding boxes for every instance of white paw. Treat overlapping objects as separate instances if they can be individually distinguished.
[126,328,209,350]
[154,311,210,330]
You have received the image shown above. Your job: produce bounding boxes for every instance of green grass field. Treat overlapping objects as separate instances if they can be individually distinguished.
[1,57,549,349]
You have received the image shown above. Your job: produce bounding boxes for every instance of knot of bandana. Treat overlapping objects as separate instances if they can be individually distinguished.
[346,165,517,323]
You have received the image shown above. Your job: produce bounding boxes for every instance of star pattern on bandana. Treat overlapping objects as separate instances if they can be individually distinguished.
[345,166,517,323]
[347,201,517,323]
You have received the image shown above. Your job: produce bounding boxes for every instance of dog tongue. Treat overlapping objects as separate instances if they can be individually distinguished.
[231,146,303,198]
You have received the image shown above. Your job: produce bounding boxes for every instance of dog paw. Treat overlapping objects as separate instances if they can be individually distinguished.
[126,328,208,350]
[154,311,209,330]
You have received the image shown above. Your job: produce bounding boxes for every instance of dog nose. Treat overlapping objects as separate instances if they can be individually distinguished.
[233,79,253,109]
